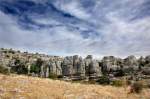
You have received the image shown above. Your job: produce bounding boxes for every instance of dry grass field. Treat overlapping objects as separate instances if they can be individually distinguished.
[0,74,149,99]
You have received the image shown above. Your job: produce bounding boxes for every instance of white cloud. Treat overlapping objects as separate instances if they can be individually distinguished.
[0,0,150,58]
[95,10,150,57]
[58,1,90,20]
[0,11,89,56]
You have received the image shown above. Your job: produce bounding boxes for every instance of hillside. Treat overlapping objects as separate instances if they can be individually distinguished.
[0,74,149,99]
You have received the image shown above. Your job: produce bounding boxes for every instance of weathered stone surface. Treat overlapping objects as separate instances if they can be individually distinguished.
[40,60,49,78]
[138,56,145,63]
[77,57,86,77]
[124,55,138,67]
[73,55,80,75]
[49,61,57,74]
[1,48,150,81]
[55,61,63,76]
[73,56,86,77]
[84,55,93,76]
[123,55,139,72]
[89,60,101,78]
[142,66,150,75]
[101,56,119,72]
[145,55,150,63]
[62,57,73,76]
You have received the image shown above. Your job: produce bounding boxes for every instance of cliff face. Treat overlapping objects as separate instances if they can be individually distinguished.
[0,48,150,80]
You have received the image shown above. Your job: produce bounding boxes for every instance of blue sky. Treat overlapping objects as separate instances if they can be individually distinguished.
[0,0,150,57]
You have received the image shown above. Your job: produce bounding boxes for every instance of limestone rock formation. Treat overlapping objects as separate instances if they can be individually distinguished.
[124,55,138,66]
[88,60,101,79]
[123,55,139,72]
[0,48,150,81]
[62,56,73,76]
[101,56,120,72]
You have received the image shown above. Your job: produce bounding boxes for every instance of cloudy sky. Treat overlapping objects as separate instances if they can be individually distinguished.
[0,0,150,57]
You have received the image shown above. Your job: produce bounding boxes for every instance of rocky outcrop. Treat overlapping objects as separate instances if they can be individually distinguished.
[124,55,138,67]
[123,55,139,73]
[142,66,150,75]
[88,60,102,79]
[0,48,150,81]
[73,56,85,77]
[62,56,73,76]
[101,56,121,72]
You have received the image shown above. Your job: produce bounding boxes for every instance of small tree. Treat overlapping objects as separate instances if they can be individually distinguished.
[16,64,28,74]
[114,69,125,77]
[30,64,40,74]
[30,58,43,74]
[10,58,28,74]
[97,75,110,85]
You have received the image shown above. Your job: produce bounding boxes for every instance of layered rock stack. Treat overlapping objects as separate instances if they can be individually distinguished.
[0,48,150,81]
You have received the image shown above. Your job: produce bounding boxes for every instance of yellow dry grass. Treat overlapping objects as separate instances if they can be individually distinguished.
[0,74,149,99]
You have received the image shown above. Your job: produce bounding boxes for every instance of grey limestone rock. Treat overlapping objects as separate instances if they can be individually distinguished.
[62,57,73,76]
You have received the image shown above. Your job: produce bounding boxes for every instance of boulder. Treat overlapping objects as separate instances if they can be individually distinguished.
[49,61,57,74]
[101,56,119,72]
[123,56,139,72]
[85,55,93,76]
[89,60,101,79]
[55,61,63,76]
[145,55,150,64]
[124,55,138,67]
[76,57,86,77]
[62,57,73,76]
[40,61,49,78]
[142,66,150,75]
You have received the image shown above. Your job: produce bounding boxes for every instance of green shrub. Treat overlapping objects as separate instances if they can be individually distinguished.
[30,58,43,74]
[114,69,125,77]
[30,64,40,74]
[0,65,9,75]
[96,76,110,85]
[88,80,96,84]
[57,75,63,78]
[17,65,28,74]
[130,82,143,93]
[10,65,28,74]
[49,73,58,79]
[36,58,43,67]
[111,80,124,87]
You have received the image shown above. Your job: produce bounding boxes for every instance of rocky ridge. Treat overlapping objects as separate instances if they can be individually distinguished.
[0,48,150,81]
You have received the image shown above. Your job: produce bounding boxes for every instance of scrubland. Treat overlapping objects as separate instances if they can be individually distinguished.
[0,74,149,99]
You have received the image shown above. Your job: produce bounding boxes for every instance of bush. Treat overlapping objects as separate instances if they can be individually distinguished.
[114,69,125,77]
[49,73,58,79]
[88,80,96,84]
[17,65,28,74]
[30,64,40,74]
[111,80,124,87]
[57,75,63,78]
[10,65,28,74]
[0,65,9,75]
[30,58,43,74]
[130,81,143,93]
[147,84,150,88]
[97,76,110,85]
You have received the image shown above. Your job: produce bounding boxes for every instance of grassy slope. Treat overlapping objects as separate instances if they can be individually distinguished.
[0,74,149,99]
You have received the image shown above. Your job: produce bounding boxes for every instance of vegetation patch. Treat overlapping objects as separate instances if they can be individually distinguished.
[96,76,110,85]
[0,65,10,75]
[130,81,143,93]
